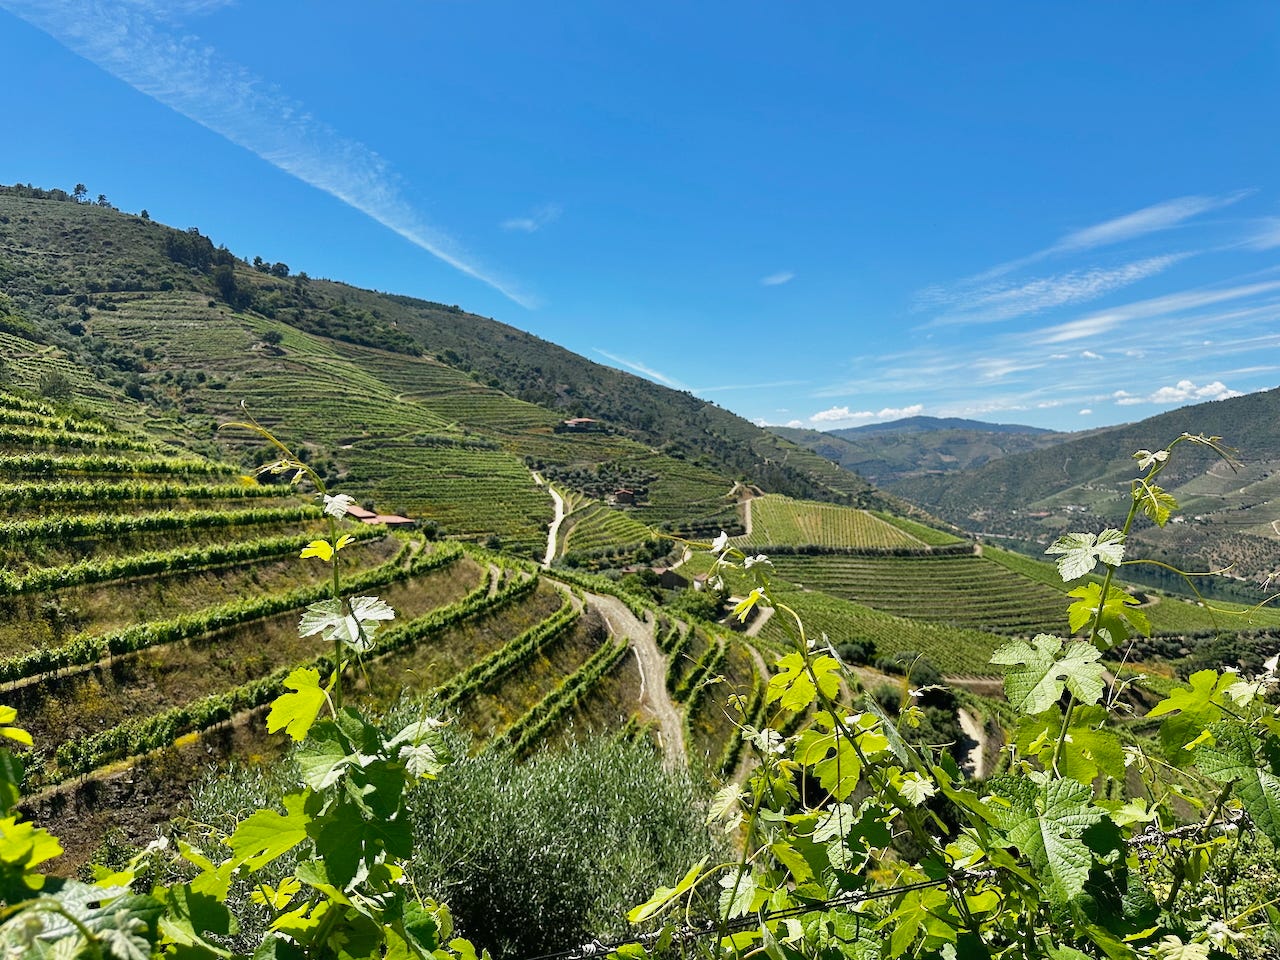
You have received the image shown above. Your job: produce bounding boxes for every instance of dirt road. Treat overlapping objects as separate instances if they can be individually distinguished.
[586,593,687,769]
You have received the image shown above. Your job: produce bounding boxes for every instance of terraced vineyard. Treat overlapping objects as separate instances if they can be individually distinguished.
[756,587,1005,677]
[560,502,656,560]
[739,495,925,549]
[766,552,1068,633]
[0,391,674,863]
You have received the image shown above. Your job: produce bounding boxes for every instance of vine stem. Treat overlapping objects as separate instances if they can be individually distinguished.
[1050,459,1149,776]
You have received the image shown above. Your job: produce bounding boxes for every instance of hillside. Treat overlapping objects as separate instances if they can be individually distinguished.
[772,418,1074,486]
[0,186,882,551]
[889,388,1280,599]
[0,384,780,865]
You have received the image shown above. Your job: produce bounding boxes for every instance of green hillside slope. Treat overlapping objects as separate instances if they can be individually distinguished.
[0,187,883,534]
[889,388,1280,599]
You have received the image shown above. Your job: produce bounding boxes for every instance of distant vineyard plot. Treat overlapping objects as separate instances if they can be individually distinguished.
[738,495,925,549]
[766,552,1068,634]
[756,587,1003,677]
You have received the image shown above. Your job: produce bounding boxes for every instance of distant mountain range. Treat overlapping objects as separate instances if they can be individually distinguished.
[885,390,1280,599]
[772,417,1074,486]
[836,415,1056,436]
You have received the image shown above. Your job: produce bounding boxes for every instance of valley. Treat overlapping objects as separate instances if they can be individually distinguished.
[1,187,1279,958]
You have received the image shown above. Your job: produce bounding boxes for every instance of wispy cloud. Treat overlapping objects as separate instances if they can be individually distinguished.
[1113,380,1245,407]
[0,0,534,308]
[501,202,562,233]
[1033,280,1280,345]
[761,271,795,286]
[809,403,924,427]
[694,379,807,393]
[1047,193,1249,255]
[983,192,1250,280]
[594,350,688,389]
[1246,217,1280,251]
[922,254,1188,326]
[972,358,1046,381]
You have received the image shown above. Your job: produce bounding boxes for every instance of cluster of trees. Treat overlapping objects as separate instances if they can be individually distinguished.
[251,255,289,277]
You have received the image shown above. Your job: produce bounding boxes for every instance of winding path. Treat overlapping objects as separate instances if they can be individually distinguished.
[957,708,989,780]
[532,472,568,569]
[586,592,687,769]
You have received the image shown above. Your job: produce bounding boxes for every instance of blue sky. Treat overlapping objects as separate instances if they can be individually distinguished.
[3,2,1279,432]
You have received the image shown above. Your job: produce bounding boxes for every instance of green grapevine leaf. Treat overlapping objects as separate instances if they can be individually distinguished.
[1017,706,1124,785]
[989,776,1105,906]
[226,792,310,870]
[1133,480,1178,527]
[767,653,834,712]
[1046,529,1125,582]
[266,667,328,742]
[299,539,335,562]
[1149,936,1211,959]
[1133,448,1168,471]
[878,885,949,958]
[898,771,938,806]
[991,635,1104,715]
[1066,583,1150,647]
[718,871,758,919]
[628,857,708,923]
[159,883,237,955]
[1147,670,1237,765]
[388,718,451,780]
[1196,722,1280,844]
[0,706,32,748]
[295,720,351,790]
[298,596,395,654]
[769,841,813,883]
[0,814,62,870]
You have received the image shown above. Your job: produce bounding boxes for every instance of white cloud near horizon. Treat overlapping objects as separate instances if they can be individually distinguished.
[594,350,688,390]
[809,403,924,426]
[761,271,796,286]
[0,0,535,308]
[501,203,562,233]
[1113,380,1244,407]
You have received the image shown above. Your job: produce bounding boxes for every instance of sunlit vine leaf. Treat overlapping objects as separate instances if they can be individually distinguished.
[1133,480,1178,527]
[628,857,708,923]
[988,776,1105,906]
[1016,705,1124,785]
[1046,529,1125,581]
[226,792,310,871]
[299,596,395,654]
[766,653,840,713]
[990,635,1105,715]
[1066,582,1150,647]
[266,667,328,742]
[1147,670,1237,765]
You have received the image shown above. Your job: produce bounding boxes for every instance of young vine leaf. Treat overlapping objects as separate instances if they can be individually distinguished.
[990,635,1105,715]
[989,776,1107,906]
[1046,530,1125,582]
